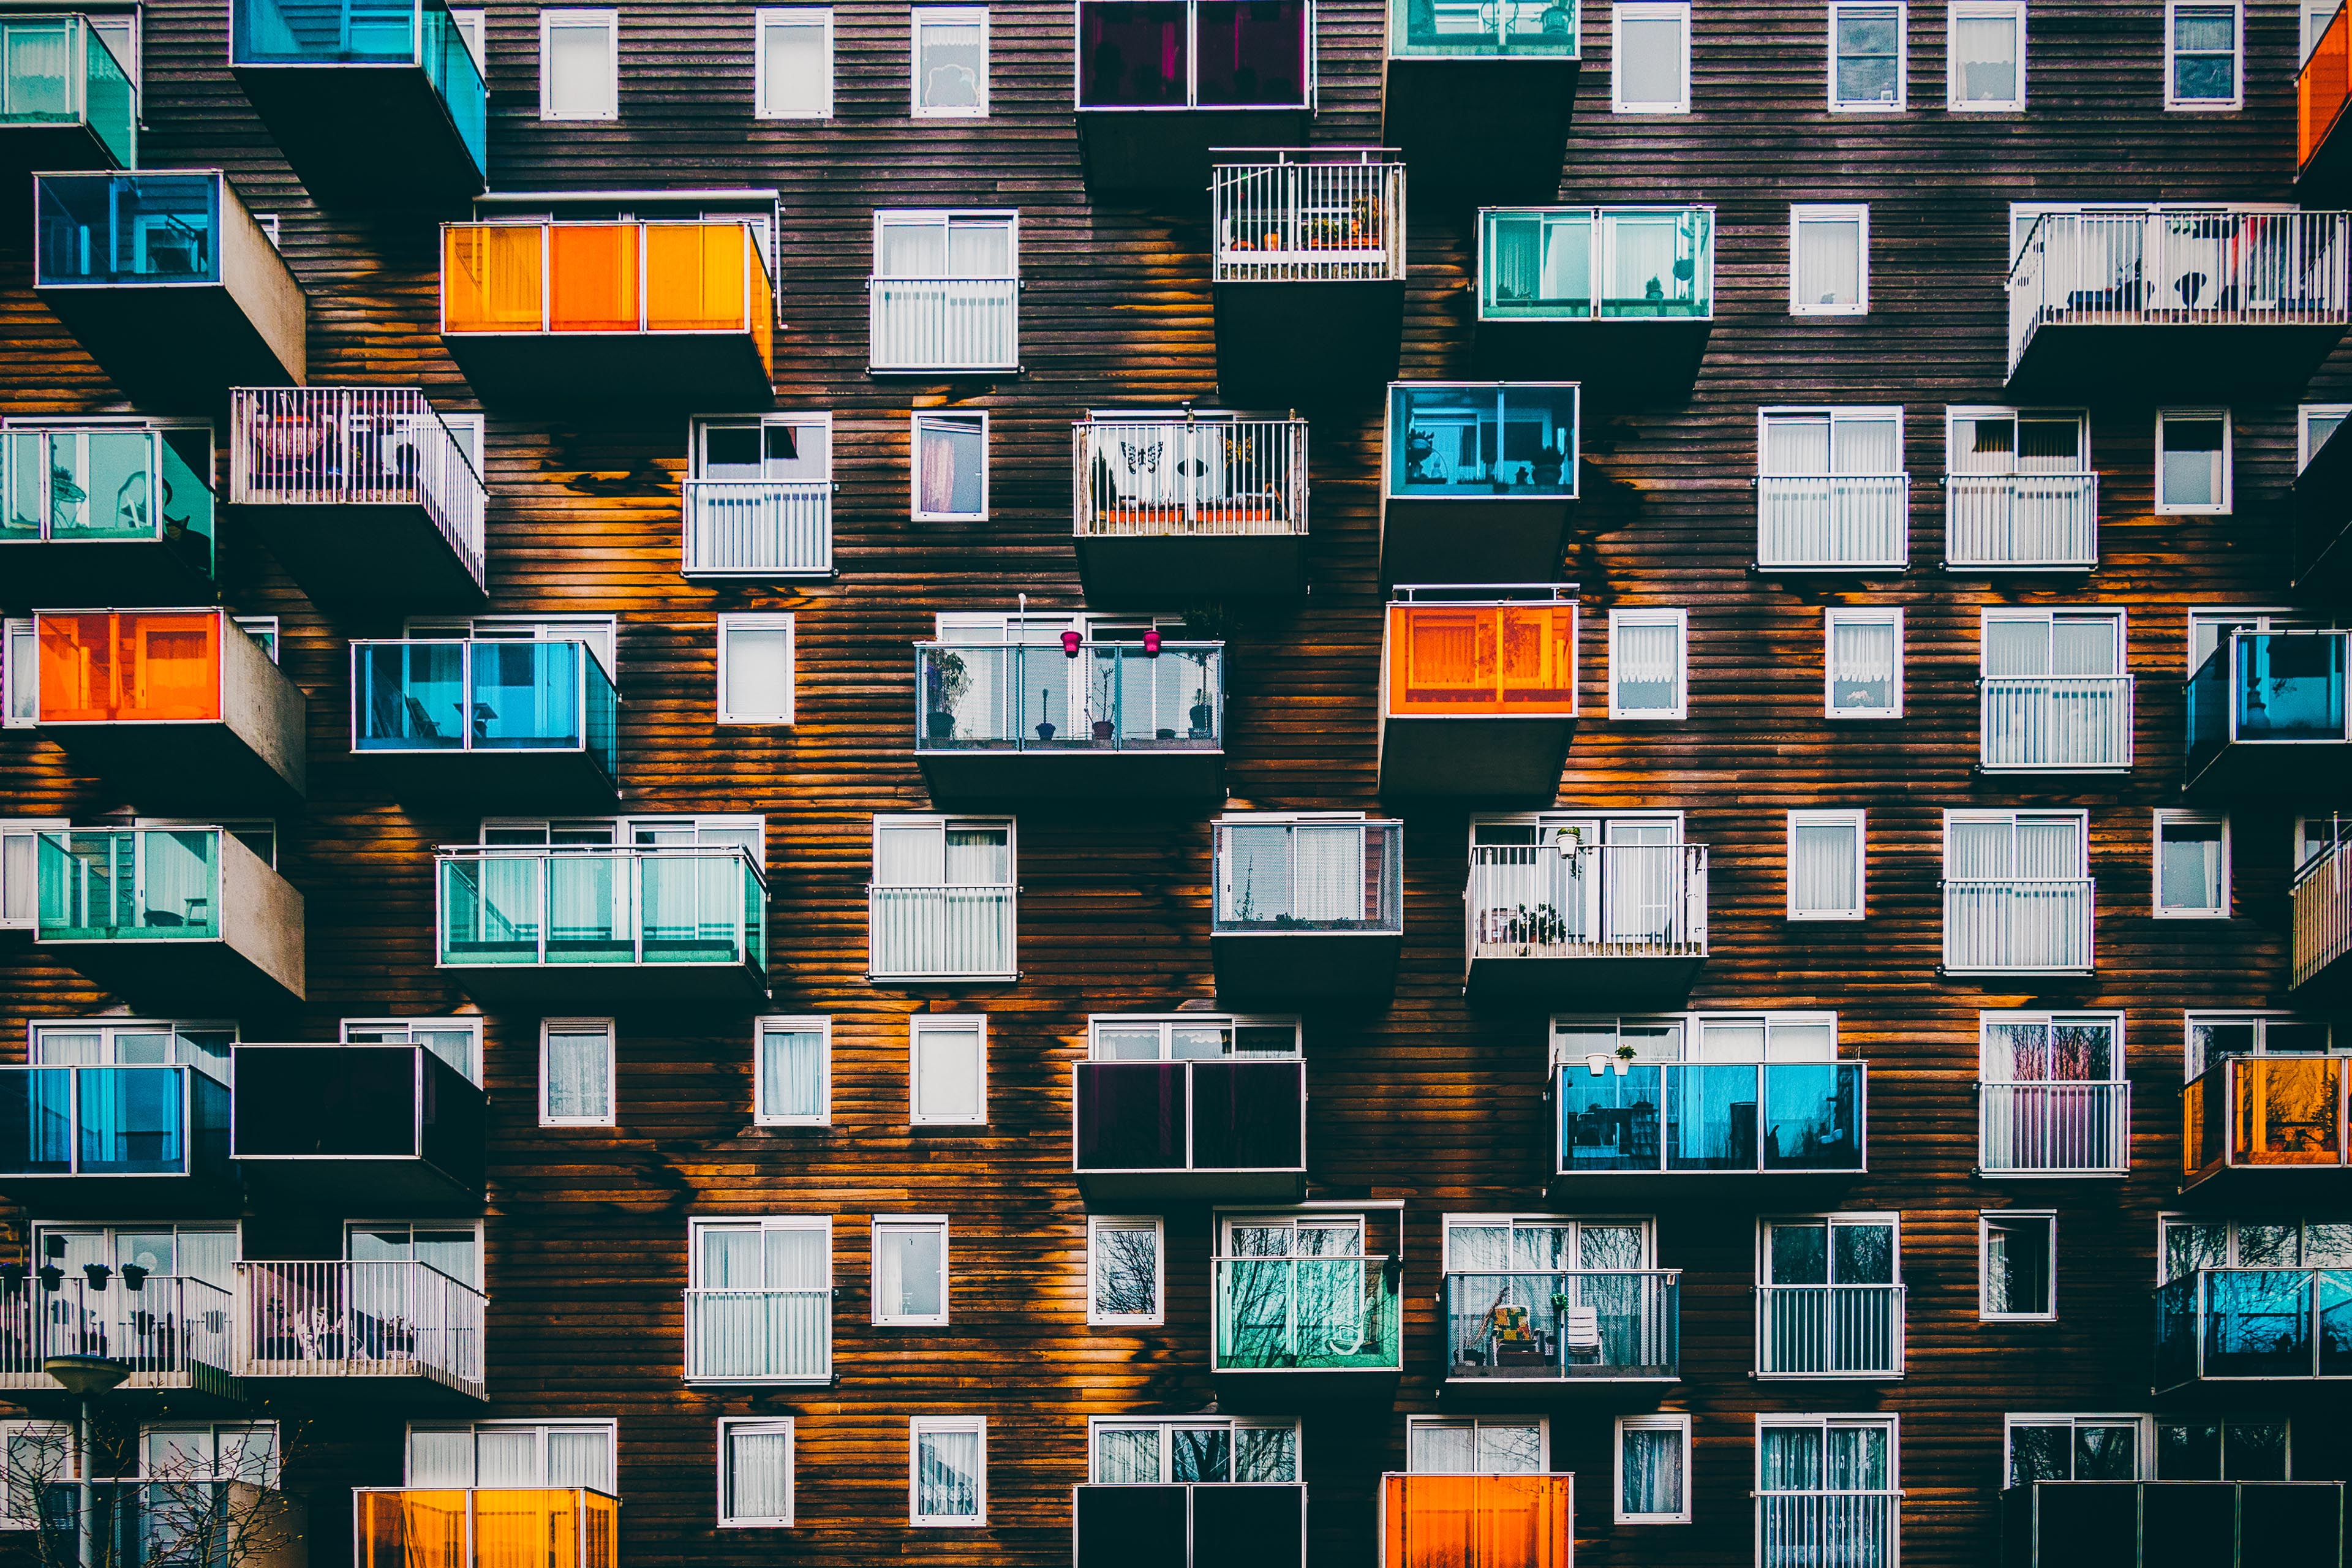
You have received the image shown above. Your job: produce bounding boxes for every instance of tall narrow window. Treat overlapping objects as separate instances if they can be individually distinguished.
[538,9,617,119]
[1824,608,1902,718]
[1613,2,1691,112]
[718,1419,794,1526]
[1087,1216,1164,1324]
[870,816,1017,981]
[873,1216,951,1325]
[910,1014,987,1126]
[1980,1212,2056,1320]
[540,1019,615,1127]
[1756,1418,1898,1563]
[1609,608,1687,719]
[755,1016,830,1126]
[1977,1010,2125,1175]
[2153,811,2228,918]
[717,614,794,725]
[1789,810,1866,921]
[0,1421,74,1528]
[2156,410,2231,513]
[1790,206,1869,314]
[1948,0,2023,108]
[1828,2,1905,108]
[1615,1414,1691,1524]
[0,819,64,928]
[756,8,833,118]
[911,6,988,116]
[4,619,35,726]
[911,413,989,521]
[910,1417,986,1526]
[2166,0,2240,108]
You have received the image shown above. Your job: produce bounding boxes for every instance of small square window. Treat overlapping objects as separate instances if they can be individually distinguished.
[755,1016,830,1126]
[1981,1212,2056,1319]
[718,1419,794,1527]
[1610,608,1687,720]
[1948,0,2024,110]
[873,1216,951,1325]
[912,6,988,117]
[2166,0,2241,109]
[1790,205,1869,315]
[757,7,833,118]
[540,1019,615,1127]
[538,8,617,120]
[910,1416,986,1526]
[1824,608,1902,718]
[910,1015,987,1126]
[2156,410,2231,514]
[2299,404,2349,473]
[2154,811,2228,919]
[1615,1414,1691,1524]
[1613,2,1691,113]
[1789,810,1866,921]
[1087,1216,1164,1325]
[912,413,989,521]
[1828,1,1905,110]
[718,614,795,726]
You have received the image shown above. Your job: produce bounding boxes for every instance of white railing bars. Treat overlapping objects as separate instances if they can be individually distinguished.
[1213,149,1407,284]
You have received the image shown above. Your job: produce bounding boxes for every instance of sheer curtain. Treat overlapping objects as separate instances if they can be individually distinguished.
[407,1430,477,1487]
[759,1026,825,1119]
[1796,216,1863,306]
[1765,415,1831,477]
[1408,1423,1477,1472]
[917,1428,981,1518]
[1093,1428,1159,1484]
[914,1023,982,1120]
[1831,618,1895,710]
[547,1430,613,1491]
[1612,620,1680,713]
[1294,825,1363,923]
[1954,12,2018,102]
[728,1428,792,1518]
[1792,818,1858,914]
[544,1028,609,1120]
[1221,824,1292,921]
[1616,12,1685,106]
[1610,214,1679,305]
[1833,417,1900,477]
[1620,1427,1683,1514]
[877,1226,943,1318]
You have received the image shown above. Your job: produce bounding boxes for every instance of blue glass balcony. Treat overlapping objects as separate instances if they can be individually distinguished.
[913,640,1224,802]
[35,828,307,1006]
[1382,383,1578,584]
[1555,1061,1866,1185]
[2154,1267,2352,1390]
[0,1063,234,1212]
[353,639,619,804]
[0,426,217,603]
[2185,630,2350,794]
[0,15,136,176]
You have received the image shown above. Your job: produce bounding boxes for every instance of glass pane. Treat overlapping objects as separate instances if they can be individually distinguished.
[915,15,986,110]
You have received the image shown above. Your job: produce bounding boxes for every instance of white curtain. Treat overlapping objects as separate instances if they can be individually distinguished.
[878,219,946,279]
[475,1430,537,1487]
[946,219,1010,277]
[1613,619,1681,713]
[407,1430,476,1487]
[1620,1427,1684,1515]
[2,24,68,118]
[722,625,791,721]
[1831,618,1895,698]
[758,1026,825,1119]
[1792,820,1858,914]
[877,823,946,886]
[1537,213,1591,301]
[1093,1428,1159,1485]
[1407,1423,1477,1473]
[1796,216,1863,306]
[2050,615,2119,676]
[1834,417,1900,476]
[1954,12,2018,101]
[914,1024,982,1121]
[2162,419,2225,507]
[1610,213,1680,301]
[1294,826,1363,922]
[547,1430,613,1491]
[916,1428,981,1519]
[877,1226,943,1318]
[727,1428,793,1519]
[545,21,615,118]
[545,1028,609,1120]
[1982,617,2050,677]
[1764,415,1830,476]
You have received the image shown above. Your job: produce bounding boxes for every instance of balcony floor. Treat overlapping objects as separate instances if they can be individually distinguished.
[238,1156,483,1215]
[2008,321,2350,401]
[1074,531,1307,601]
[445,333,773,410]
[2185,739,2350,797]
[1471,316,1712,405]
[39,936,306,1012]
[362,748,619,810]
[234,1367,486,1408]
[232,64,485,206]
[1212,930,1401,1005]
[916,745,1224,805]
[40,720,304,808]
[1379,715,1576,802]
[239,500,486,611]
[1545,1166,1862,1207]
[1381,56,1580,208]
[1466,952,1705,1009]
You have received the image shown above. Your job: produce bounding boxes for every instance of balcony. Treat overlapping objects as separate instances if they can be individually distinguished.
[1382,384,1578,584]
[868,880,1016,982]
[1379,589,1578,801]
[1947,474,2100,572]
[1441,1269,1678,1383]
[355,1488,617,1568]
[1072,412,1309,599]
[441,219,775,405]
[683,479,832,579]
[2185,630,2350,794]
[1466,842,1708,1005]
[868,277,1017,374]
[2182,1055,2348,1196]
[36,172,307,409]
[1210,818,1403,1004]
[1212,149,1406,398]
[36,829,307,1006]
[913,640,1225,802]
[2294,834,2351,1000]
[0,1063,233,1214]
[1940,876,2094,976]
[1074,1483,1306,1568]
[2002,1480,2346,1568]
[1381,1474,1574,1568]
[0,426,217,606]
[2154,1267,2352,1390]
[1553,1061,1865,1195]
[1382,0,1580,205]
[1074,0,1312,194]
[683,1285,829,1385]
[2005,208,2352,397]
[2303,1,2352,203]
[30,609,306,803]
[1756,1284,1904,1379]
[437,843,767,1002]
[1475,206,1713,394]
[1212,1252,1402,1394]
[352,639,619,805]
[1074,1058,1306,1203]
[228,388,488,609]
[232,0,486,205]
[0,15,135,180]
[1755,476,1910,573]
[1978,1083,2130,1177]
[231,1044,487,1209]
[1978,677,2134,773]
[236,1259,484,1403]
[0,1276,238,1400]
[2296,415,2352,593]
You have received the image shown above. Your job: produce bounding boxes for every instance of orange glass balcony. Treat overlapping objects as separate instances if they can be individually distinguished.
[1379,588,1578,800]
[2184,1054,2350,1190]
[2302,1,2352,203]
[355,1488,617,1568]
[1381,1473,1574,1568]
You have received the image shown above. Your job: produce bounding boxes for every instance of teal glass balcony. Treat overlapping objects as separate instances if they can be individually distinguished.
[1389,0,1580,56]
[232,0,488,204]
[35,827,307,1006]
[435,844,769,1001]
[2185,630,2350,793]
[2154,1267,2352,1390]
[1479,207,1714,321]
[0,1063,234,1212]
[0,15,136,175]
[353,640,619,804]
[1555,1061,1866,1184]
[1212,1253,1403,1383]
[0,426,217,604]
[913,640,1224,802]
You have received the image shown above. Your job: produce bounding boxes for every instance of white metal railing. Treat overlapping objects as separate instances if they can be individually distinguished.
[2007,208,2352,375]
[1942,878,2094,973]
[1074,416,1308,538]
[682,479,832,576]
[2293,834,2352,992]
[0,1277,232,1390]
[230,386,487,591]
[235,1259,484,1399]
[1213,150,1407,283]
[868,884,1016,978]
[1977,676,2134,771]
[1755,1284,1905,1378]
[868,278,1019,371]
[1755,476,1910,570]
[1945,474,2099,568]
[1758,1493,1897,1568]
[683,1287,830,1383]
[1468,843,1708,960]
[1978,1082,2131,1174]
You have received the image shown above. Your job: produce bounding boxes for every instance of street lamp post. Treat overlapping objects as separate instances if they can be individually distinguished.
[44,1354,129,1568]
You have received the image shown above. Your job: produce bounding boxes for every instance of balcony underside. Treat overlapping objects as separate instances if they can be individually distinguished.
[440,960,768,1005]
[0,124,128,207]
[1378,715,1574,802]
[444,333,773,410]
[0,1171,239,1219]
[1210,1365,1400,1407]
[40,722,303,807]
[233,1367,484,1408]
[239,500,486,611]
[2293,418,2352,595]
[2003,1481,2346,1568]
[1075,1483,1306,1568]
[0,1367,244,1414]
[1381,495,1571,585]
[1546,1166,1861,1206]
[1214,282,1403,404]
[359,749,619,810]
[914,747,1225,805]
[237,1156,482,1214]
[41,938,305,1012]
[2185,740,2349,796]
[1472,317,1712,404]
[1074,531,1307,601]
[2177,1163,2352,1208]
[1381,57,1578,208]
[1466,952,1706,1009]
[1212,930,1401,1005]
[0,538,215,611]
[2302,118,2352,208]
[1442,1366,1678,1395]
[233,66,484,206]
[1078,108,1311,197]
[1077,1166,1307,1205]
[38,286,301,410]
[2007,322,2350,401]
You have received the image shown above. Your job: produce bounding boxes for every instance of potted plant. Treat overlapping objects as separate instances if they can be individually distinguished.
[1035,687,1056,742]
[926,650,969,741]
[1189,684,1216,739]
[1614,1043,1638,1076]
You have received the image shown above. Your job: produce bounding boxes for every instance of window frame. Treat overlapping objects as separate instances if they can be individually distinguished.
[1977,1009,2125,1087]
[1611,1,1692,113]
[1789,204,1871,315]
[1787,809,1868,922]
[447,8,486,73]
[1753,1414,1901,1545]
[716,612,796,726]
[0,1419,75,1529]
[1827,1,1907,111]
[2,619,33,728]
[1403,1415,1551,1474]
[538,1017,616,1128]
[2004,1414,2150,1485]
[2155,409,2233,514]
[2152,809,2230,920]
[1085,1415,1301,1483]
[2299,404,2350,473]
[404,1420,618,1490]
[1614,1412,1692,1524]
[1607,606,1689,720]
[872,1214,952,1327]
[1979,1210,2059,1322]
[2164,0,2242,110]
[1086,1214,1166,1326]
[717,1418,795,1528]
[537,7,619,121]
[909,1415,988,1527]
[755,6,834,119]
[910,411,990,522]
[910,4,990,118]
[1823,606,1904,720]
[753,1014,831,1127]
[1946,0,2026,110]
[0,818,67,929]
[868,813,1019,982]
[908,1013,989,1127]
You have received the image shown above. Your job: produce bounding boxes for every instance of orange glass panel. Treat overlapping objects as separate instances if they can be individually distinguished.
[2234,1057,2345,1167]
[2184,1069,2223,1175]
[36,611,219,724]
[355,1491,467,1568]
[442,225,546,333]
[548,225,640,334]
[2301,3,2350,170]
[644,222,747,332]
[580,1492,618,1568]
[1384,1474,1573,1568]
[1387,605,1576,717]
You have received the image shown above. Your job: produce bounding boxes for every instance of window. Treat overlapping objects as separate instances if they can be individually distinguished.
[755,1016,830,1126]
[1981,1212,2056,1320]
[873,1216,950,1325]
[538,8,617,119]
[1090,1014,1302,1058]
[690,1218,830,1383]
[1788,810,1866,921]
[1608,608,1687,719]
[1824,608,1902,718]
[2166,0,2240,108]
[0,818,65,928]
[2153,811,2228,918]
[910,1014,987,1126]
[1757,1216,1901,1376]
[1088,1216,1164,1325]
[869,815,1017,981]
[2307,0,2340,61]
[2185,1011,2332,1077]
[2301,404,2349,472]
[1829,2,1904,108]
[4,619,35,726]
[1613,2,1691,112]
[1551,1011,1839,1066]
[407,1422,616,1490]
[910,1417,986,1526]
[2156,410,2231,513]
[1977,1011,2124,1174]
[718,1419,794,1526]
[1755,1417,1897,1561]
[29,1020,234,1082]
[2010,1414,2293,1485]
[717,614,794,725]
[1948,0,2023,108]
[448,9,486,72]
[1944,407,2095,569]
[342,1016,482,1085]
[2297,812,2348,875]
[688,414,833,575]
[911,413,989,521]
[756,8,832,118]
[1406,1418,1547,1474]
[409,612,620,677]
[32,1224,237,1292]
[1615,1414,1691,1524]
[2007,1415,2145,1485]
[1790,205,1869,313]
[1758,407,1906,569]
[140,1423,279,1485]
[2163,1216,2352,1282]
[1089,1417,1298,1482]
[540,1019,615,1127]
[911,6,987,116]
[2155,1419,2290,1480]
[1978,609,2130,773]
[345,1221,481,1291]
[0,1421,72,1528]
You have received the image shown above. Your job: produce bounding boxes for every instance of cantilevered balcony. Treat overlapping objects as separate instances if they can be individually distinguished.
[2302,1,2352,204]
[231,1044,486,1210]
[1382,384,1578,584]
[235,1259,484,1403]
[1940,875,2093,976]
[2293,832,2351,1000]
[1475,206,1713,393]
[1381,1474,1574,1568]
[1212,149,1405,398]
[435,842,767,1002]
[1212,1252,1402,1394]
[1442,1268,1678,1383]
[2003,1480,2347,1568]
[441,218,775,405]
[31,609,306,802]
[1553,1061,1864,1195]
[0,426,217,606]
[352,639,619,805]
[1946,472,2099,571]
[355,1488,617,1568]
[1379,587,1578,800]
[913,639,1225,802]
[1382,0,1580,205]
[1072,412,1308,599]
[1466,842,1708,1005]
[1978,1082,2130,1177]
[1074,1483,1306,1568]
[2005,208,2352,397]
[684,1281,829,1385]
[2182,1055,2349,1196]
[1074,0,1312,194]
[36,829,307,1007]
[2295,415,2352,593]
[0,1063,233,1214]
[2185,630,2350,794]
[0,15,135,182]
[0,1276,237,1401]
[36,172,307,407]
[229,387,488,608]
[1075,1058,1306,1204]
[1978,676,2133,773]
[231,0,488,205]
[2154,1267,2352,1390]
[1756,1283,1904,1379]
[1211,817,1403,1004]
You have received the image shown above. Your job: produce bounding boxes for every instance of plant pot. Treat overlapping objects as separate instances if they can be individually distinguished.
[1189,703,1215,734]
[1091,720,1115,741]
[1586,1054,1609,1076]
[1158,728,1178,741]
[1035,722,1057,741]
[927,710,956,740]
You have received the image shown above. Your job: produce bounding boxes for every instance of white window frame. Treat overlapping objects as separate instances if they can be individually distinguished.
[339,1016,484,1087]
[868,813,1019,982]
[1608,607,1688,720]
[1946,0,2025,110]
[2299,404,2350,473]
[2165,0,2242,110]
[404,1420,617,1490]
[1611,1,1691,113]
[3,618,34,728]
[538,1017,616,1128]
[872,1215,951,1327]
[2155,409,2232,514]
[909,1013,989,1127]
[1614,1412,1692,1525]
[909,1415,987,1527]
[0,1419,75,1529]
[717,1418,794,1528]
[1823,607,1903,720]
[1827,1,1907,110]
[537,7,619,121]
[754,1014,831,1127]
[1087,1014,1303,1059]
[1787,809,1868,921]
[1086,1215,1166,1326]
[716,613,796,726]
[448,9,486,74]
[2004,1414,2150,1485]
[1754,1415,1901,1548]
[0,818,66,929]
[1085,1416,1301,1483]
[2184,1010,2334,1079]
[910,412,990,522]
[910,5,989,118]
[1789,204,1871,315]
[755,7,834,119]
[2152,810,2230,920]
[1979,1210,2058,1322]
[1403,1415,1551,1474]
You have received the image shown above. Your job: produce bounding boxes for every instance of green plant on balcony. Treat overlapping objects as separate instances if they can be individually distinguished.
[1508,902,1567,951]
[925,650,968,741]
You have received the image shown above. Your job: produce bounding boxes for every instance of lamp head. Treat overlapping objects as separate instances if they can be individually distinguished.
[44,1354,129,1398]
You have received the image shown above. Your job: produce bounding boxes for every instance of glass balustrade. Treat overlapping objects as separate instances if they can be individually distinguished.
[231,0,487,177]
[355,639,617,783]
[437,845,766,974]
[1388,384,1578,499]
[1074,1060,1305,1173]
[1555,1062,1864,1174]
[36,829,223,942]
[0,15,135,165]
[1442,1269,1679,1378]
[1479,207,1713,320]
[2155,1267,2352,1386]
[37,173,222,287]
[1213,1254,1401,1371]
[0,428,216,578]
[1389,0,1580,56]
[0,1063,228,1178]
[916,642,1223,752]
[355,1489,619,1568]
